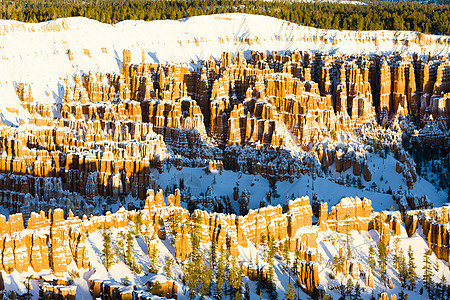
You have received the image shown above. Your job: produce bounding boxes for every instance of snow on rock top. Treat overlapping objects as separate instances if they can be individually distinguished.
[0,13,449,115]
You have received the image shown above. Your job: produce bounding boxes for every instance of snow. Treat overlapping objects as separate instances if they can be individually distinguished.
[155,160,445,214]
[0,12,449,300]
[0,13,449,125]
[317,223,450,300]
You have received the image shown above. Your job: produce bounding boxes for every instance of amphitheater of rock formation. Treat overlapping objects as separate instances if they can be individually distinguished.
[0,185,377,298]
[0,45,449,299]
[2,50,449,219]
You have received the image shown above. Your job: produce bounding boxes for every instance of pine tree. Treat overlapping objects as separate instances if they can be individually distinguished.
[185,257,199,299]
[125,231,134,267]
[215,247,227,300]
[210,237,218,270]
[116,230,126,259]
[347,234,352,261]
[423,249,433,295]
[185,217,204,299]
[436,256,440,273]
[293,249,301,276]
[256,266,264,298]
[102,226,115,271]
[352,283,363,300]
[201,260,213,297]
[283,239,291,271]
[149,280,162,296]
[392,237,400,270]
[164,256,174,280]
[346,279,354,299]
[267,237,277,300]
[368,245,376,274]
[285,281,296,300]
[228,256,243,300]
[332,254,344,275]
[283,239,291,275]
[148,243,160,273]
[345,213,352,261]
[407,246,417,290]
[438,274,447,299]
[134,212,142,236]
[244,282,250,300]
[122,276,131,286]
[378,241,387,285]
[398,290,409,300]
[398,248,408,288]
[338,282,347,300]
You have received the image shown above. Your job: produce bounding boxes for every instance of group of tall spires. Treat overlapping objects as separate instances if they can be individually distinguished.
[3,50,446,218]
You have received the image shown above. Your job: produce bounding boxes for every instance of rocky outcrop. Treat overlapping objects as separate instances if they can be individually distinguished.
[296,261,319,295]
[404,208,450,263]
[5,50,448,218]
[0,209,90,275]
[90,277,177,300]
[378,293,397,300]
[39,284,77,300]
[327,197,374,232]
[0,177,382,300]
[0,189,376,296]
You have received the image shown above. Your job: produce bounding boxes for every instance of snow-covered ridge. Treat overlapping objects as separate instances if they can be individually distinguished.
[0,13,449,110]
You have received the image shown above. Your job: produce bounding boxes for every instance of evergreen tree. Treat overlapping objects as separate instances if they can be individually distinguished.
[332,254,344,275]
[398,290,409,300]
[352,283,363,300]
[201,260,213,297]
[215,247,227,300]
[256,266,264,298]
[266,237,278,300]
[293,249,301,276]
[185,257,200,299]
[164,256,174,280]
[345,213,352,261]
[116,230,126,259]
[392,237,400,270]
[125,231,134,267]
[185,215,205,299]
[398,248,408,288]
[337,282,347,300]
[210,238,218,270]
[368,246,376,274]
[377,241,387,286]
[346,279,354,299]
[148,243,160,273]
[407,246,417,290]
[102,226,115,271]
[283,239,291,275]
[285,281,297,300]
[423,249,433,295]
[438,274,447,299]
[244,282,250,300]
[134,212,142,236]
[436,256,440,273]
[149,281,162,296]
[228,256,243,299]
[122,276,131,286]
[347,234,352,261]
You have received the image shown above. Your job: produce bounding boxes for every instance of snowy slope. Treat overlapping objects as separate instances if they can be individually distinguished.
[0,13,450,123]
[155,162,446,215]
[0,214,447,300]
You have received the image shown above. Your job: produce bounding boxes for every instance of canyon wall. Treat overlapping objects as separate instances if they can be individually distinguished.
[0,190,376,297]
[3,50,447,218]
[405,208,450,262]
